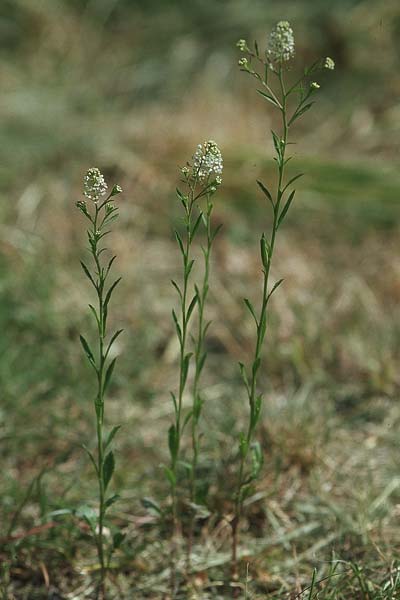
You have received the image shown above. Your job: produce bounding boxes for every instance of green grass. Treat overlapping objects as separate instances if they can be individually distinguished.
[1,0,400,597]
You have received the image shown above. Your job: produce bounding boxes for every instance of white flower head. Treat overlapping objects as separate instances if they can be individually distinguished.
[84,167,108,202]
[324,56,335,70]
[236,39,247,52]
[311,81,320,89]
[192,140,223,184]
[267,21,295,62]
[238,57,248,67]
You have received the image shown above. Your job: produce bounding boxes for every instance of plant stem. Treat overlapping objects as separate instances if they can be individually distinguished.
[187,195,214,569]
[231,65,289,585]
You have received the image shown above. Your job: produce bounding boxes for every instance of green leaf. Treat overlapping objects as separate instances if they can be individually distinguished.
[82,444,98,476]
[277,190,296,228]
[260,234,270,270]
[267,279,284,301]
[239,432,248,458]
[182,353,192,389]
[186,294,198,322]
[79,335,96,366]
[104,357,117,392]
[172,309,182,344]
[104,277,122,312]
[288,102,315,126]
[244,298,258,325]
[104,494,120,510]
[175,230,185,255]
[105,425,121,449]
[105,329,123,358]
[256,180,274,209]
[251,441,264,479]
[192,211,203,238]
[170,392,178,415]
[282,173,304,194]
[103,451,115,491]
[257,89,280,107]
[171,279,182,300]
[88,304,100,328]
[80,261,97,288]
[164,466,176,487]
[168,425,178,461]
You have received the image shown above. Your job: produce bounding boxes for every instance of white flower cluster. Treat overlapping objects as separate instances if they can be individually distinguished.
[324,57,335,70]
[267,21,295,62]
[192,140,223,184]
[84,167,108,202]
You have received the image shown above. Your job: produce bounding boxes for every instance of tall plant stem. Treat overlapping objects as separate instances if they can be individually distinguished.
[231,66,289,586]
[187,195,214,570]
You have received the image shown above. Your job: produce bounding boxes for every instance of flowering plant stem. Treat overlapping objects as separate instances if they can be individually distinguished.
[77,170,123,598]
[187,195,219,568]
[167,142,223,592]
[233,26,334,586]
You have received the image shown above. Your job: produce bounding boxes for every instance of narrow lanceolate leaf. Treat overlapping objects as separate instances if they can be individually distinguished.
[104,493,120,510]
[105,425,121,449]
[80,261,97,288]
[103,451,115,490]
[238,362,249,392]
[288,102,315,126]
[164,466,176,487]
[192,211,203,238]
[172,309,182,344]
[104,277,122,311]
[105,329,123,358]
[175,230,185,255]
[271,130,283,158]
[186,294,198,322]
[282,173,304,194]
[104,357,117,392]
[171,279,182,300]
[256,180,274,209]
[244,298,258,325]
[260,234,270,270]
[277,190,296,228]
[257,89,280,108]
[82,444,99,475]
[168,425,178,461]
[267,278,284,301]
[88,304,100,328]
[79,335,96,367]
[181,353,192,389]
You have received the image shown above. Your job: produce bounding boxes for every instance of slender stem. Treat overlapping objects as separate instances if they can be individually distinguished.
[187,195,213,569]
[232,64,289,585]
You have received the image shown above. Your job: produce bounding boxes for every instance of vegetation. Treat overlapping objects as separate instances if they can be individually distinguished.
[1,1,400,598]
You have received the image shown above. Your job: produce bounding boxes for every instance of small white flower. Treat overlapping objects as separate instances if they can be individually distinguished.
[267,21,295,62]
[84,167,108,202]
[238,57,248,67]
[192,140,223,184]
[311,81,320,89]
[236,39,247,52]
[324,57,335,70]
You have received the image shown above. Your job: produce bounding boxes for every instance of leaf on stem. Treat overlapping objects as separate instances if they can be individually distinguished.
[181,352,192,389]
[256,180,274,210]
[257,89,280,108]
[105,425,121,449]
[288,102,315,126]
[79,335,96,367]
[104,494,120,510]
[277,190,296,228]
[260,234,270,270]
[172,309,182,344]
[244,298,258,325]
[105,329,123,358]
[104,357,117,392]
[103,451,115,490]
[168,425,179,461]
[267,278,284,301]
[81,444,99,476]
[80,261,97,289]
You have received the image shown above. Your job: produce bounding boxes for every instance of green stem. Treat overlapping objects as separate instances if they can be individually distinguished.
[232,64,289,583]
[187,195,213,568]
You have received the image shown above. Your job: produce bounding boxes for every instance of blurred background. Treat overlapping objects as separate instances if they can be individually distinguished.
[1,0,400,597]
